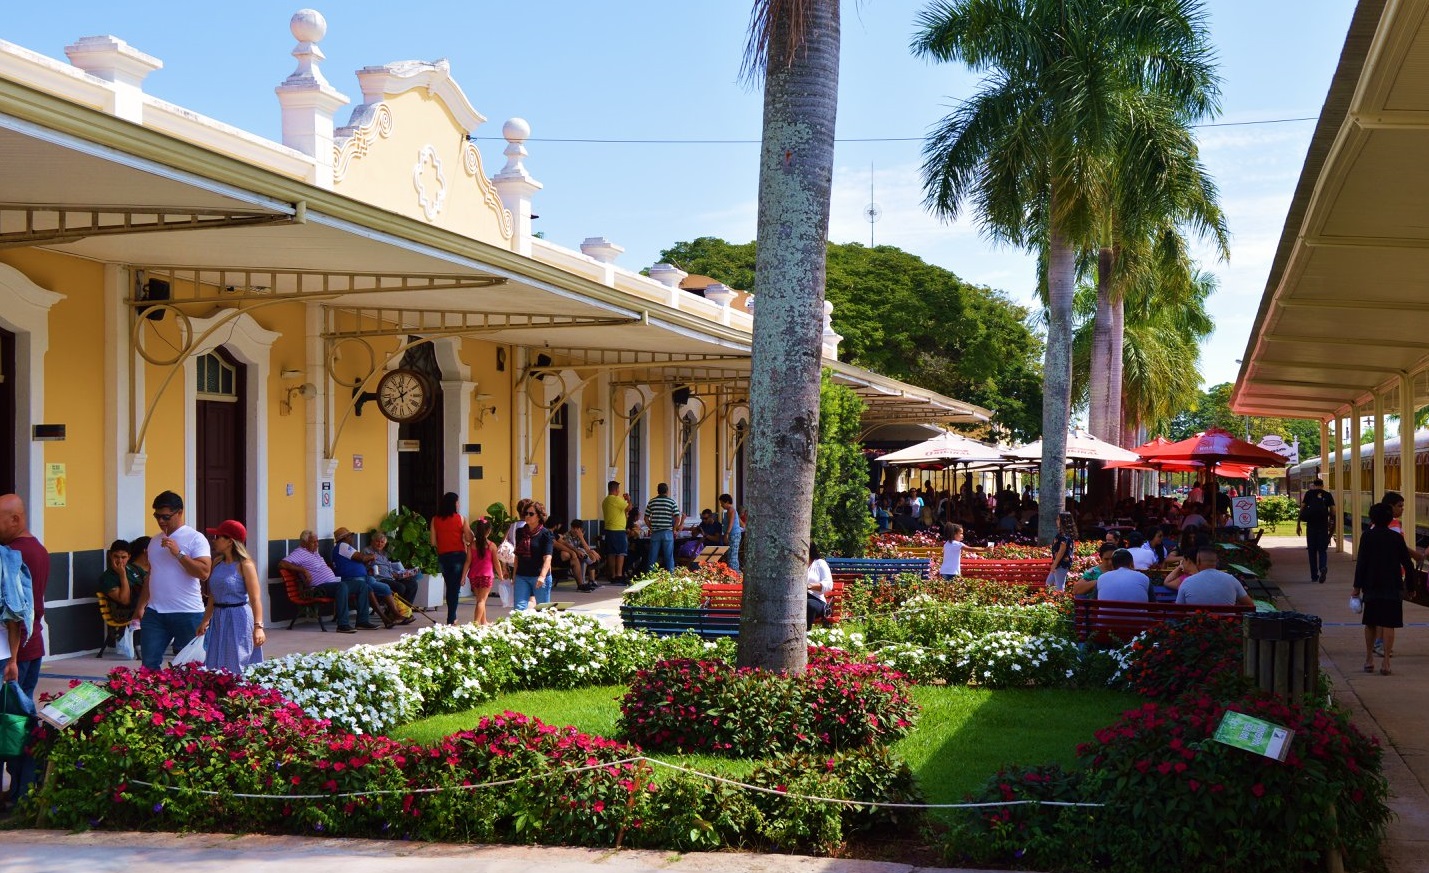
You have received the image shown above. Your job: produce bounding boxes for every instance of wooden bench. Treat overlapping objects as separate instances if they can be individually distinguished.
[619,604,742,639]
[280,568,336,631]
[700,581,846,623]
[825,557,932,587]
[895,545,942,561]
[1074,598,1254,646]
[959,559,1052,585]
[95,593,136,659]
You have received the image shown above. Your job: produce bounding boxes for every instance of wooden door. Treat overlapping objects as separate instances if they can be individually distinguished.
[549,402,571,521]
[397,340,445,518]
[195,349,246,531]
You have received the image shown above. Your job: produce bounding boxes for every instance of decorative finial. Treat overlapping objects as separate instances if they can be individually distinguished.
[285,9,331,87]
[497,117,532,180]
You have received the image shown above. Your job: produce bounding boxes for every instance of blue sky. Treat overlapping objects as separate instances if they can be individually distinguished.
[5,1,1357,390]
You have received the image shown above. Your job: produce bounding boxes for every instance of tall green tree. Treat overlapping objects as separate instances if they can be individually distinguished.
[739,0,840,673]
[915,0,1220,543]
[1088,90,1226,452]
[813,372,876,556]
[660,237,1045,440]
[1170,383,1321,456]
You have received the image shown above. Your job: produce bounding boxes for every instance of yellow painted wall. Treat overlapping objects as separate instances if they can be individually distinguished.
[261,302,312,539]
[332,89,511,247]
[329,312,401,536]
[461,338,516,516]
[0,250,105,552]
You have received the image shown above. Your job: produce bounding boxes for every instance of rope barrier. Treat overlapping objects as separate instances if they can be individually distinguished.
[125,754,1104,810]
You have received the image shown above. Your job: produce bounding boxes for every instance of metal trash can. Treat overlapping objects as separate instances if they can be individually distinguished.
[1243,612,1322,700]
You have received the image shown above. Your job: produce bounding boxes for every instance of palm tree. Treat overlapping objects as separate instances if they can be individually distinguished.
[738,0,840,673]
[1088,94,1227,452]
[915,0,1219,543]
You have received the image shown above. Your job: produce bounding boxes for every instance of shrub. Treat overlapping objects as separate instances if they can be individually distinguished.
[865,594,1073,647]
[1256,494,1298,527]
[944,693,1391,873]
[953,631,1081,689]
[618,652,918,755]
[1116,614,1251,702]
[246,646,420,734]
[621,564,742,607]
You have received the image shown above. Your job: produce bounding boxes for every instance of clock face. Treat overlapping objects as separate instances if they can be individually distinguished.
[376,368,434,423]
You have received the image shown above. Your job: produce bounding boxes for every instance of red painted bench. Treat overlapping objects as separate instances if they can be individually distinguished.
[1074,598,1254,646]
[700,581,846,623]
[959,558,1052,585]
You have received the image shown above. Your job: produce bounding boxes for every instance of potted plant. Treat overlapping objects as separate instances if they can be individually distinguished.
[378,506,439,575]
[485,501,514,544]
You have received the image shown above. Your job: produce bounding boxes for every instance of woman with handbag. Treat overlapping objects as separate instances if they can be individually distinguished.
[1353,502,1415,675]
[195,520,264,675]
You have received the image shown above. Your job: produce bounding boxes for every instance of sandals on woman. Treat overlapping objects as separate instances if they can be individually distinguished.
[1381,654,1393,676]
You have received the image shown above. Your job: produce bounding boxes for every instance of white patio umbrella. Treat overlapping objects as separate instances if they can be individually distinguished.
[877,431,1005,466]
[1005,429,1141,464]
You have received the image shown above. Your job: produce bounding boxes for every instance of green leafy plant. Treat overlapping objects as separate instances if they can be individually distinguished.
[813,372,876,557]
[378,505,439,574]
[1254,494,1299,527]
[484,501,514,543]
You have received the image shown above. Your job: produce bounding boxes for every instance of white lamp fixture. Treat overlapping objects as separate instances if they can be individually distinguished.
[473,393,497,427]
[280,382,316,416]
[585,407,606,437]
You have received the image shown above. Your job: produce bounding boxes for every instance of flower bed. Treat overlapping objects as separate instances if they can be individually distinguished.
[945,693,1390,873]
[618,650,918,755]
[24,667,915,855]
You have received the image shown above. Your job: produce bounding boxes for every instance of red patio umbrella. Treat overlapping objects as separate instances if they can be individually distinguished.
[1135,428,1289,473]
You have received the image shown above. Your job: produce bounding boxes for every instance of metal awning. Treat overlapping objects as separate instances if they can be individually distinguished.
[1233,0,1429,419]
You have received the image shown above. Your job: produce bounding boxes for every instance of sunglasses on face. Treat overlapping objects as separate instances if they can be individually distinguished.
[153,512,176,522]
[524,511,538,518]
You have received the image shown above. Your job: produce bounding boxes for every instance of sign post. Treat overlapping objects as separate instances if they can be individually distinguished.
[1233,496,1258,528]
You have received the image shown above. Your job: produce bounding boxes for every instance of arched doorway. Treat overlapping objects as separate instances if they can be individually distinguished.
[195,348,247,532]
[396,340,445,519]
[0,327,13,497]
[627,404,644,511]
[680,410,697,516]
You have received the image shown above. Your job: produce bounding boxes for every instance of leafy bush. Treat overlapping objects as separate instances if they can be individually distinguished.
[618,651,918,755]
[1115,614,1251,702]
[621,564,741,607]
[1255,494,1298,527]
[864,594,1073,646]
[953,632,1081,689]
[246,646,421,734]
[23,671,921,857]
[377,506,439,574]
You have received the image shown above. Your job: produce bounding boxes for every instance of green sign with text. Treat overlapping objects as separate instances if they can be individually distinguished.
[37,682,112,729]
[1214,711,1294,761]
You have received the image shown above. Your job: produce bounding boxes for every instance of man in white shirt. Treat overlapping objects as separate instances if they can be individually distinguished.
[1073,549,1150,601]
[134,491,211,669]
[1176,548,1254,607]
[1126,533,1159,570]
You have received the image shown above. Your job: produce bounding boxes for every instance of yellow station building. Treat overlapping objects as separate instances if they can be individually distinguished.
[0,10,987,657]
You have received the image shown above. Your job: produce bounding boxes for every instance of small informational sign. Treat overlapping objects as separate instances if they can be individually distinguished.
[321,480,332,508]
[352,454,364,471]
[38,682,113,729]
[1233,496,1258,528]
[398,439,420,453]
[44,463,66,507]
[1214,711,1294,761]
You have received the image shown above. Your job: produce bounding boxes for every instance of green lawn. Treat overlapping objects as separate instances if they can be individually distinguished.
[392,683,1140,806]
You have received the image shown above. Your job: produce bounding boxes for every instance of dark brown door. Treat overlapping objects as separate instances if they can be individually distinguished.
[397,340,445,518]
[0,328,14,496]
[549,403,571,521]
[195,348,247,531]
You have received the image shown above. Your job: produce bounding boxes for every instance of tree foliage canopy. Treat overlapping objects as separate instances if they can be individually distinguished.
[813,371,876,557]
[1168,382,1321,456]
[659,237,1044,441]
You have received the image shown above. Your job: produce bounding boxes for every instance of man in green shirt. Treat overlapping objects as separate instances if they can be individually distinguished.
[97,539,144,624]
[601,480,630,583]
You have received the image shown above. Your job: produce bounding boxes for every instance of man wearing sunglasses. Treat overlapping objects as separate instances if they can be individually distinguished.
[134,491,211,669]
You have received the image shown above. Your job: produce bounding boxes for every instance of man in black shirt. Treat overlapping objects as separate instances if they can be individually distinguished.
[1297,477,1335,584]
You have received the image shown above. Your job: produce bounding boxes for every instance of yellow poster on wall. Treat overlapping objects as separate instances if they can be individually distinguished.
[45,463,66,507]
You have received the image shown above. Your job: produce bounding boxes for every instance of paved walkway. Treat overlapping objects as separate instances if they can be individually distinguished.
[7,542,1429,871]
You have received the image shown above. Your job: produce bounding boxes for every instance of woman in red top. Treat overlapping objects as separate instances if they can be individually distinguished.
[429,491,474,624]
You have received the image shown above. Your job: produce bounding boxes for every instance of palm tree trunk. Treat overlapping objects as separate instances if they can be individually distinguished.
[738,0,840,673]
[1039,200,1075,545]
[1109,261,1126,448]
[1087,246,1115,508]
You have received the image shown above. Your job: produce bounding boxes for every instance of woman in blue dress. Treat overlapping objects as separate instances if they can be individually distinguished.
[196,519,265,674]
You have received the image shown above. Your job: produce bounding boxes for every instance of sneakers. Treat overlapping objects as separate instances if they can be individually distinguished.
[356,622,383,630]
[336,625,357,634]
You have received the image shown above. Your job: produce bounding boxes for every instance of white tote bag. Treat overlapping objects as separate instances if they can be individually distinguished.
[171,634,207,667]
[114,626,136,660]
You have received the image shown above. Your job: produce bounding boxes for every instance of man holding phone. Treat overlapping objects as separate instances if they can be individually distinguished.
[133,491,211,669]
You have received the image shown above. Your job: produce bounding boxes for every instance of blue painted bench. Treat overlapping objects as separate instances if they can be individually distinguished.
[825,557,931,584]
[619,604,741,639]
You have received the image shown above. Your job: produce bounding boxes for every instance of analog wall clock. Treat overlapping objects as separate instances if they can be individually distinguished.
[375,368,435,423]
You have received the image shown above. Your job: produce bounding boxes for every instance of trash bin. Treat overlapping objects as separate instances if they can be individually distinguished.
[1243,611,1321,700]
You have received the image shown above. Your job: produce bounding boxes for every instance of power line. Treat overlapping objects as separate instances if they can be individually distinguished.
[468,116,1317,146]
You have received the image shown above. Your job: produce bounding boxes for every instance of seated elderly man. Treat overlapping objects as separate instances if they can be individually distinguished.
[280,529,374,634]
[363,529,420,605]
[1175,548,1255,607]
[331,527,408,628]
